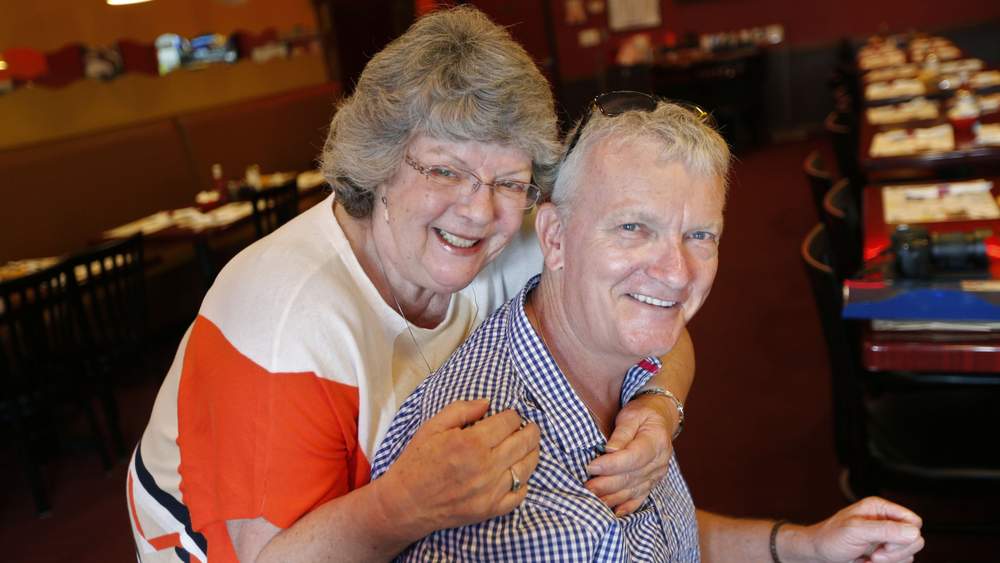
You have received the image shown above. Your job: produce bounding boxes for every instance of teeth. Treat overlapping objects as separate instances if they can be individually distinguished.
[437,228,478,248]
[630,293,676,308]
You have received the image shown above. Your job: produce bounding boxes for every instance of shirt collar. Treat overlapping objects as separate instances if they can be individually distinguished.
[506,275,661,453]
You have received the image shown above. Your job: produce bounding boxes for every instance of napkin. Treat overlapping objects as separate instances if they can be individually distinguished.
[978,93,1000,113]
[870,124,955,157]
[866,98,938,124]
[976,124,1000,146]
[866,79,925,101]
[172,202,254,231]
[971,70,1000,89]
[859,50,906,70]
[104,211,174,238]
[297,170,326,191]
[865,64,918,83]
[939,58,984,74]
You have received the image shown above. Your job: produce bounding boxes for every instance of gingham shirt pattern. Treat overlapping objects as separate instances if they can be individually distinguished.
[372,275,699,562]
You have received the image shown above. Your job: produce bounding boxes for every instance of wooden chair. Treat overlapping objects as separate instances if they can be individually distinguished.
[803,149,834,222]
[249,180,299,239]
[824,110,864,188]
[822,178,862,280]
[63,234,147,458]
[801,224,1000,527]
[0,264,111,515]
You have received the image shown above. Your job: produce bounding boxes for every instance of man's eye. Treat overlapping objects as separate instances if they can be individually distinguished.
[620,223,641,232]
[688,231,717,241]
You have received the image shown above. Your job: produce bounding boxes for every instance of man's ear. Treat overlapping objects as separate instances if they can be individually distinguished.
[535,202,566,271]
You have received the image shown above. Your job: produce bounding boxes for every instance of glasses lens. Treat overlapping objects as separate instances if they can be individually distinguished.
[594,91,658,117]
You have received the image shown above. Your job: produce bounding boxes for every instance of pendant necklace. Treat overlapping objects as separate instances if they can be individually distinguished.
[373,248,434,375]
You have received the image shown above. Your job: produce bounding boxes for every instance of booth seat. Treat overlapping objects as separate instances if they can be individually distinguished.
[0,82,340,263]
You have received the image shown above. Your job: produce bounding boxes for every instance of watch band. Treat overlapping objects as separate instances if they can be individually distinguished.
[631,386,685,440]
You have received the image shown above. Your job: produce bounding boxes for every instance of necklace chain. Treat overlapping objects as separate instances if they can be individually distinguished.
[373,249,434,375]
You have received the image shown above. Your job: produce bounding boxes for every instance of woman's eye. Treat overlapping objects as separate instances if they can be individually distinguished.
[428,166,459,180]
[495,180,527,193]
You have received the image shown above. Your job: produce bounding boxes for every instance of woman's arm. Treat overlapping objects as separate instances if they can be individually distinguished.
[231,401,539,562]
[584,327,694,514]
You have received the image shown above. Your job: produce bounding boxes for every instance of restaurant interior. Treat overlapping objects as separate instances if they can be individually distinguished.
[2,0,1000,560]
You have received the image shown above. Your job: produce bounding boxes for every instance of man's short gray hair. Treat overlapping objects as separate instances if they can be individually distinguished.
[552,101,731,211]
[320,6,560,218]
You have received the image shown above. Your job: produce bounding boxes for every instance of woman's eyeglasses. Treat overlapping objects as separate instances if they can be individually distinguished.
[563,90,712,160]
[404,155,541,210]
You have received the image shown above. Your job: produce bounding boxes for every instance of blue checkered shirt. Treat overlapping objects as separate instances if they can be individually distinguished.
[371,275,699,562]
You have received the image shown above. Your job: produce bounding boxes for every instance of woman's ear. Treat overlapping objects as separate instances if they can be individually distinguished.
[535,202,566,271]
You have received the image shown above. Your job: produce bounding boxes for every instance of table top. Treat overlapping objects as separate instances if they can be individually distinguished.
[859,109,1000,173]
[857,178,1000,372]
[0,257,60,282]
[101,170,328,244]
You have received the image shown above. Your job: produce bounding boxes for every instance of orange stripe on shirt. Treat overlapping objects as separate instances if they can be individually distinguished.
[176,315,370,560]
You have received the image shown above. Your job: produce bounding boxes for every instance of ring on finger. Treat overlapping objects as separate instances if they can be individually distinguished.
[509,467,522,492]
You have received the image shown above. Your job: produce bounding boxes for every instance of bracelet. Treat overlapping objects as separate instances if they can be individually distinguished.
[631,386,684,440]
[770,519,789,563]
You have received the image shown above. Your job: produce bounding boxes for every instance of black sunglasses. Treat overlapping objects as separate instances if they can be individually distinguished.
[562,91,712,161]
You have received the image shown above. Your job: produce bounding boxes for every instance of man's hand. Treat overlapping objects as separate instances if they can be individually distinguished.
[373,400,541,539]
[784,497,924,563]
[584,392,677,516]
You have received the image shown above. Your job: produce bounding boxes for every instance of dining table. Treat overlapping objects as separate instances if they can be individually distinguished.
[858,100,1000,175]
[101,170,328,284]
[844,177,1000,373]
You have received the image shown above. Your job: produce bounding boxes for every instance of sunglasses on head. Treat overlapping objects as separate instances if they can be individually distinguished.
[562,90,712,160]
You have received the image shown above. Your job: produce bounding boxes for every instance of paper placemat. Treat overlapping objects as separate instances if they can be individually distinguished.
[870,124,955,157]
[104,211,175,239]
[866,79,926,101]
[866,98,938,124]
[882,180,998,224]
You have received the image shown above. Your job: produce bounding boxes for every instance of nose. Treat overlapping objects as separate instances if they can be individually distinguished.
[646,238,692,289]
[454,177,497,225]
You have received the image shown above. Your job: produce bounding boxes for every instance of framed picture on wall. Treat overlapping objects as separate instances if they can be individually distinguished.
[607,0,660,31]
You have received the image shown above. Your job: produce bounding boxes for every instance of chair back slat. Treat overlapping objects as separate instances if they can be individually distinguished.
[822,178,862,279]
[250,180,299,239]
[64,234,146,354]
[803,149,834,222]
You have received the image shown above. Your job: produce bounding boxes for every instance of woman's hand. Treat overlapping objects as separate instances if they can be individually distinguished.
[373,399,540,539]
[584,392,678,516]
[787,497,924,563]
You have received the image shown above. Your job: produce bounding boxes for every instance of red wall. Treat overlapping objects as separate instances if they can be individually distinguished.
[548,0,999,80]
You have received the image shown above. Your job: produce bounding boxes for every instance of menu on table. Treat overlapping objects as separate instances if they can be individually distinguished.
[869,124,954,157]
[881,180,999,224]
[866,98,938,125]
[104,211,175,239]
[864,64,918,83]
[0,257,61,282]
[865,79,926,101]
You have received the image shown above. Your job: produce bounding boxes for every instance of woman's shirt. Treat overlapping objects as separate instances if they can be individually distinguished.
[127,194,541,562]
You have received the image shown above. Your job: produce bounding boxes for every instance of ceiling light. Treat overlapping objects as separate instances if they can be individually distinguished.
[107,0,154,5]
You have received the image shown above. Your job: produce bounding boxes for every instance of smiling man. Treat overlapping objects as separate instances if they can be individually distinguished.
[371,95,924,562]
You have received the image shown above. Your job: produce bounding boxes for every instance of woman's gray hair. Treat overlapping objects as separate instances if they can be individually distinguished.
[321,6,560,218]
[552,101,731,212]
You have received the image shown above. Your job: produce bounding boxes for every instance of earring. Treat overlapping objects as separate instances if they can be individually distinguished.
[381,195,389,222]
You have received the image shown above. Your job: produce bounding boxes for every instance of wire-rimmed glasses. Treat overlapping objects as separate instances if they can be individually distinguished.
[404,155,541,209]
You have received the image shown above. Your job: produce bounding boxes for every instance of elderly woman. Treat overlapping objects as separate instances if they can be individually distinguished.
[127,7,692,562]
